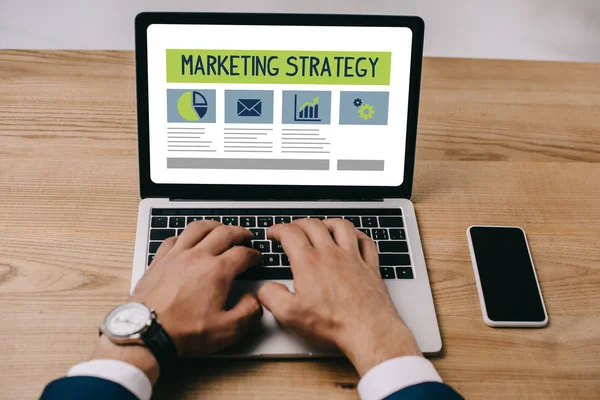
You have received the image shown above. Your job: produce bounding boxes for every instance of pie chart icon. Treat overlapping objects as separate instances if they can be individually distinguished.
[177,91,208,121]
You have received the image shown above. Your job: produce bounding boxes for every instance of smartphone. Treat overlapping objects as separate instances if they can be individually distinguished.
[467,226,548,327]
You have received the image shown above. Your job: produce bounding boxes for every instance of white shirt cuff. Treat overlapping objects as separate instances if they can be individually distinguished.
[67,359,152,400]
[357,356,442,400]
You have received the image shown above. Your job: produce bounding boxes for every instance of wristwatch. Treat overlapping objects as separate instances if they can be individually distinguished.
[100,302,178,372]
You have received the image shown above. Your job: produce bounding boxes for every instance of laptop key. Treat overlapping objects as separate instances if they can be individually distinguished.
[275,216,291,224]
[361,217,378,227]
[379,254,411,266]
[379,267,396,279]
[378,241,409,253]
[205,216,221,222]
[395,267,414,279]
[169,217,185,228]
[151,209,177,215]
[177,229,184,236]
[223,217,239,226]
[148,255,154,266]
[389,229,406,240]
[379,217,404,227]
[187,216,203,224]
[272,241,284,253]
[358,229,371,238]
[235,267,293,280]
[150,229,176,240]
[151,217,167,228]
[258,217,274,227]
[239,241,253,249]
[148,242,161,254]
[240,217,256,227]
[372,229,389,240]
[262,254,280,266]
[344,216,361,227]
[249,228,266,240]
[253,241,271,253]
[281,254,290,266]
[292,216,306,220]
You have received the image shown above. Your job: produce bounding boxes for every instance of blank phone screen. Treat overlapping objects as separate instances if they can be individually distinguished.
[469,227,546,322]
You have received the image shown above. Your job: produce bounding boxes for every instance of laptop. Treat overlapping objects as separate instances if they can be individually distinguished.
[131,12,442,356]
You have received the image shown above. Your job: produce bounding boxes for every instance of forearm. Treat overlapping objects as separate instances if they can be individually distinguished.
[91,335,160,385]
[339,319,422,376]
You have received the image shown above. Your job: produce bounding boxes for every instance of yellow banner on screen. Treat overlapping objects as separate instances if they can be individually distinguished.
[166,49,391,85]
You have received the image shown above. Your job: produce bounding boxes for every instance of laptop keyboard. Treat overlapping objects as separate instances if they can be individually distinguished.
[147,208,413,280]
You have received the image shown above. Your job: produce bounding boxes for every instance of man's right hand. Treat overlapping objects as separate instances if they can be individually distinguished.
[257,218,422,376]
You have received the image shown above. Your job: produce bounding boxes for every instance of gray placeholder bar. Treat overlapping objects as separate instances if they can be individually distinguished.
[337,159,385,171]
[167,158,329,171]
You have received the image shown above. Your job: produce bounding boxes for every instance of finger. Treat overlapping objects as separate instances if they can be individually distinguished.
[291,218,336,248]
[222,292,263,329]
[216,293,263,349]
[174,220,221,249]
[194,225,254,255]
[357,231,379,270]
[257,282,297,326]
[151,236,178,266]
[322,218,361,256]
[267,224,312,261]
[132,236,179,296]
[218,246,262,281]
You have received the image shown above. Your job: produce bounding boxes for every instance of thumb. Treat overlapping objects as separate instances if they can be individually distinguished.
[257,282,297,325]
[222,293,263,335]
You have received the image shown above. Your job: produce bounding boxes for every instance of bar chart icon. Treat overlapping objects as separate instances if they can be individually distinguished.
[282,91,331,125]
[294,95,321,122]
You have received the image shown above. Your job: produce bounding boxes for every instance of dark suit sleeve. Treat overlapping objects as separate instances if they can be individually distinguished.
[40,376,139,400]
[383,382,464,400]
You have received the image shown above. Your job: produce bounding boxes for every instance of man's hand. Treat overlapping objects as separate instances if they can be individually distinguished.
[257,218,422,376]
[93,221,262,381]
[132,220,262,355]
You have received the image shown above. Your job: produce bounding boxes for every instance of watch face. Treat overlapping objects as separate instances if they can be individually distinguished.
[104,303,151,337]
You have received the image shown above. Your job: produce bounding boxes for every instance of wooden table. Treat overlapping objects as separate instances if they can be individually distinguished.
[1,51,599,399]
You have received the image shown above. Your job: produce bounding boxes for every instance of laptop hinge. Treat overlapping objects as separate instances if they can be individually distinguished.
[169,198,385,202]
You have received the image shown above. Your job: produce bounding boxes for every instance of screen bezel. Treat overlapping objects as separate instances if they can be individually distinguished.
[467,225,548,327]
[135,12,424,200]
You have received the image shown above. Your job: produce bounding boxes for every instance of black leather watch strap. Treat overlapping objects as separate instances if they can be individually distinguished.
[142,320,178,373]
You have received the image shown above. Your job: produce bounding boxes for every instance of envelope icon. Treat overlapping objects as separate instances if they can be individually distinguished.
[237,99,262,117]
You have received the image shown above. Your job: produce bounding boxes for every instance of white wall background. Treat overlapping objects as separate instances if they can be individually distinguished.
[1,0,599,62]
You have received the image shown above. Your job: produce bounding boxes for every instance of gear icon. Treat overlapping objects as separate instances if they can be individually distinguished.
[358,103,375,120]
[353,98,362,107]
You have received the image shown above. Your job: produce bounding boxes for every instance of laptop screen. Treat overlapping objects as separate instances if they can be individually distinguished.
[146,23,413,187]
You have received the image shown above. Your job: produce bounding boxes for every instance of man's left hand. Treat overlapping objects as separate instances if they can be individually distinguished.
[92,221,262,382]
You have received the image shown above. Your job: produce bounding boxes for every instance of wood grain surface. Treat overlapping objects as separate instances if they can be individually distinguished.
[0,51,599,399]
